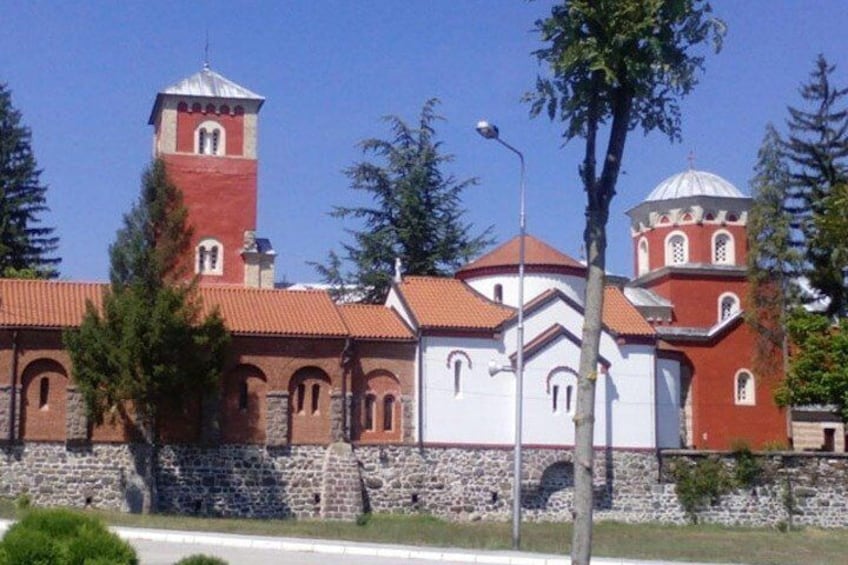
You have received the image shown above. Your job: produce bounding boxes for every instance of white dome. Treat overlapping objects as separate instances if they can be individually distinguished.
[645,169,745,202]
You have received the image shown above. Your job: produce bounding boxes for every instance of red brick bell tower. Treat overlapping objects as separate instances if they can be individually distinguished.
[148,64,275,287]
[626,168,786,449]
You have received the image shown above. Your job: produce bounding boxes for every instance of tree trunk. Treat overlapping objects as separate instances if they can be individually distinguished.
[137,415,159,515]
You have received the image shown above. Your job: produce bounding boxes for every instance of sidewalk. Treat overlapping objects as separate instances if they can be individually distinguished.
[0,519,734,565]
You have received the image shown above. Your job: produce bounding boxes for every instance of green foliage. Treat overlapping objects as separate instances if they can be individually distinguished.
[670,457,733,523]
[173,555,229,565]
[730,442,764,489]
[776,309,848,421]
[0,508,137,565]
[13,493,30,511]
[316,98,492,303]
[0,82,60,277]
[64,159,230,436]
[782,55,848,317]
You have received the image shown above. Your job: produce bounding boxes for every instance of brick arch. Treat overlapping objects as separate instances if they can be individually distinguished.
[353,370,402,443]
[20,358,68,441]
[288,366,332,444]
[221,364,267,444]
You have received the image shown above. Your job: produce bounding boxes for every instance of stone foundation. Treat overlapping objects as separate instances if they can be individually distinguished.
[1,442,847,528]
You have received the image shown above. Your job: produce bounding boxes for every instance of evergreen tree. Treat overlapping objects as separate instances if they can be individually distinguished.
[64,159,229,514]
[317,98,492,303]
[525,1,724,561]
[783,55,848,317]
[746,125,803,373]
[0,82,59,277]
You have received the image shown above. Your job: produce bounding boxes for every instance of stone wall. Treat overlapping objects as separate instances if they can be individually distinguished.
[1,442,847,528]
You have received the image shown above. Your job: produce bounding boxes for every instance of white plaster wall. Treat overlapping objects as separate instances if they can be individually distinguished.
[464,273,586,309]
[421,335,513,444]
[655,358,682,448]
[385,288,416,330]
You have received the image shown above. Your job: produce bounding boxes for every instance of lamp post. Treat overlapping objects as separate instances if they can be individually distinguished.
[476,120,525,551]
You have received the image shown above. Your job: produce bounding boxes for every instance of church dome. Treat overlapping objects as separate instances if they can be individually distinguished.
[645,169,745,202]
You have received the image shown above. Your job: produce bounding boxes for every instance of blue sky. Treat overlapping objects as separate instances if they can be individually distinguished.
[2,1,847,284]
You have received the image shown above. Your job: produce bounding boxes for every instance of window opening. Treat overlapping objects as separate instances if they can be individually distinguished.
[39,377,49,409]
[735,371,754,405]
[720,295,739,322]
[311,383,320,414]
[238,380,248,411]
[566,385,573,413]
[714,234,729,263]
[364,394,375,431]
[383,395,395,431]
[669,235,686,264]
[494,284,503,303]
[453,360,462,397]
[296,383,306,413]
[552,384,559,413]
[211,129,220,155]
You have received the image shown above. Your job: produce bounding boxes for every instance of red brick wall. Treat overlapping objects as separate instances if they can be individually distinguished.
[162,154,257,286]
[220,364,267,444]
[634,222,748,275]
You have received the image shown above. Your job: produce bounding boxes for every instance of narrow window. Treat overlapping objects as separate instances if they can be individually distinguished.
[39,377,49,409]
[197,246,207,272]
[296,383,306,413]
[566,385,573,413]
[211,129,220,155]
[311,383,320,414]
[494,284,503,303]
[714,234,729,264]
[364,394,375,431]
[238,380,248,411]
[637,238,649,276]
[383,395,395,431]
[453,360,462,397]
[720,294,739,322]
[669,235,686,264]
[198,128,208,155]
[209,246,219,271]
[735,371,755,405]
[552,384,559,413]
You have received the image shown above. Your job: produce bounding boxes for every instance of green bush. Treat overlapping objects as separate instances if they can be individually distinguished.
[0,508,137,565]
[730,442,764,488]
[670,457,733,524]
[174,555,229,565]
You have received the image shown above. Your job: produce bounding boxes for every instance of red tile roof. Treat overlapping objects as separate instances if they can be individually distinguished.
[338,304,414,341]
[395,276,514,331]
[603,286,655,337]
[457,234,585,278]
[0,279,349,338]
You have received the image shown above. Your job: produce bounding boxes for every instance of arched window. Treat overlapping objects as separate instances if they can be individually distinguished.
[364,394,376,431]
[712,231,735,265]
[296,383,306,414]
[552,385,559,412]
[453,360,462,397]
[547,367,578,416]
[494,284,503,303]
[39,377,49,410]
[383,395,395,431]
[665,232,688,265]
[718,292,740,322]
[195,120,225,156]
[311,383,321,414]
[637,237,649,276]
[735,370,755,405]
[196,238,223,275]
[238,380,248,411]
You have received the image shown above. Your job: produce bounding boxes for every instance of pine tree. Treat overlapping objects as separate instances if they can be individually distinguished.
[783,55,848,317]
[0,82,59,277]
[526,1,724,561]
[64,159,229,514]
[746,124,803,372]
[317,98,492,303]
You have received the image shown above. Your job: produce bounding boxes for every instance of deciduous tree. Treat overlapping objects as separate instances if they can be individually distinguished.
[64,159,229,514]
[526,1,724,561]
[317,98,492,303]
[0,82,59,277]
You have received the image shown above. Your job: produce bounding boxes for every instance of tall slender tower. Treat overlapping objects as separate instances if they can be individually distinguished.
[148,65,275,287]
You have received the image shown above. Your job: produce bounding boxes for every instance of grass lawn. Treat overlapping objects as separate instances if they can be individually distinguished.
[1,499,846,564]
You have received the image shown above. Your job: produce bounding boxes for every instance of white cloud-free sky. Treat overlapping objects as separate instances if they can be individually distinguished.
[2,1,847,283]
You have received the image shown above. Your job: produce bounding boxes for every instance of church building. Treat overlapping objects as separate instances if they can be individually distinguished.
[0,66,792,453]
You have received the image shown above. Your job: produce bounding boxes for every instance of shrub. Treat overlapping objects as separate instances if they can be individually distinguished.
[670,457,733,524]
[730,442,764,488]
[174,555,229,565]
[0,508,137,565]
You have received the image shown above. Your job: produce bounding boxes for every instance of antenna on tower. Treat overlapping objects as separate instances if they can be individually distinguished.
[203,29,210,70]
[687,150,696,170]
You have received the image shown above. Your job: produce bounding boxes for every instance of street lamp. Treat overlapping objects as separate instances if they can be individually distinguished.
[476,120,526,551]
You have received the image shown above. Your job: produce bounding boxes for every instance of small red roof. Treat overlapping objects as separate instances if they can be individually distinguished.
[338,304,414,341]
[603,286,655,337]
[395,276,514,331]
[457,234,585,279]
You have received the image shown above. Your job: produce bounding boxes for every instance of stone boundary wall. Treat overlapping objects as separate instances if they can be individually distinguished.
[1,443,847,528]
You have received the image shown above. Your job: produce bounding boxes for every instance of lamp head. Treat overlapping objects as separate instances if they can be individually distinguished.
[488,359,500,377]
[476,120,499,140]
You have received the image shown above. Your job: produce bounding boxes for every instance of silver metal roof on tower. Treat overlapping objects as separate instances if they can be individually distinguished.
[148,66,264,124]
[645,169,745,201]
